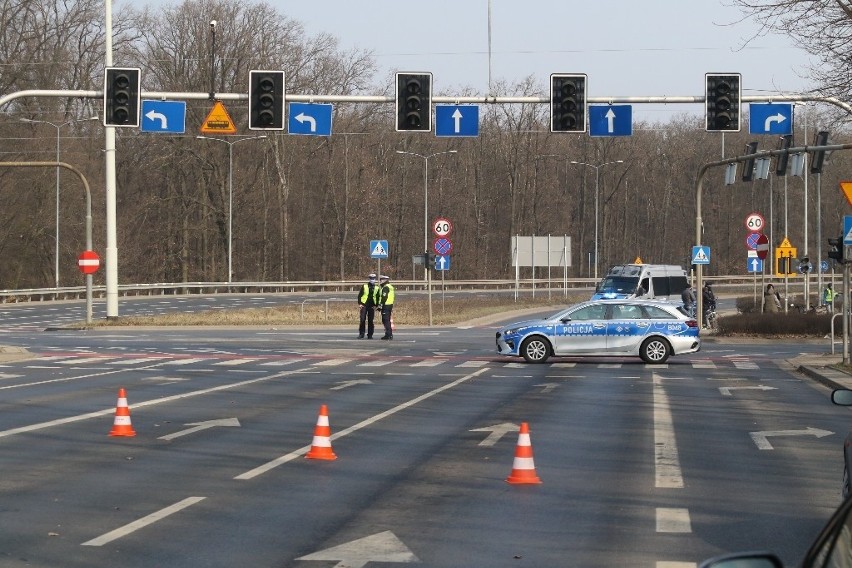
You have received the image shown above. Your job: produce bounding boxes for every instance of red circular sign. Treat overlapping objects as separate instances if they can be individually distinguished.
[78,250,100,274]
[433,218,453,237]
[745,212,765,232]
[755,234,770,260]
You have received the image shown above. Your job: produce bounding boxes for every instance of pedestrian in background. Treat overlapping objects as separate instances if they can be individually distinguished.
[378,274,395,340]
[763,283,781,313]
[702,283,716,327]
[356,273,379,339]
[823,283,837,313]
[681,284,696,317]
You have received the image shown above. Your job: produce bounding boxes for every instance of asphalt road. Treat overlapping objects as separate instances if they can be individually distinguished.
[0,299,848,567]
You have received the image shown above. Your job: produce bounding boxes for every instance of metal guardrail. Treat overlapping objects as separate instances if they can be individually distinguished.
[0,275,804,304]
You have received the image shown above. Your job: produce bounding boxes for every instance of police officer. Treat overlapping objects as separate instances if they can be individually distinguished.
[357,273,380,339]
[378,274,395,340]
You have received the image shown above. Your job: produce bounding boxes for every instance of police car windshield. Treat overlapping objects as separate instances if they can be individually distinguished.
[598,276,638,294]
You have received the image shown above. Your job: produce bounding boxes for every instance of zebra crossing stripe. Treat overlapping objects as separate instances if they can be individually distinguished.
[411,359,448,367]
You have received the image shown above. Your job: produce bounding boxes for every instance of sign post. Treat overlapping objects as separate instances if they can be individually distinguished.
[78,250,100,325]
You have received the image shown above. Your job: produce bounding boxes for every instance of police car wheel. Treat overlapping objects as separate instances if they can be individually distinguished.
[844,466,851,500]
[521,336,550,363]
[640,337,670,364]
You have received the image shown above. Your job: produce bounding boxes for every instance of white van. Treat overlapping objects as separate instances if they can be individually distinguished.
[592,264,689,302]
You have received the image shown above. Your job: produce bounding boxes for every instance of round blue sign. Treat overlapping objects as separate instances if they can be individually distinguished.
[433,237,453,255]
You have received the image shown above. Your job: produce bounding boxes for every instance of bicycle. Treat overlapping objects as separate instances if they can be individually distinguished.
[704,305,718,330]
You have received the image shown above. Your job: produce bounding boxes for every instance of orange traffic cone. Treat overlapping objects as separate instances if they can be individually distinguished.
[506,422,541,484]
[109,387,137,437]
[306,404,337,460]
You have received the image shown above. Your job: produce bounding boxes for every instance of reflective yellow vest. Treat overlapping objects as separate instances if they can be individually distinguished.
[359,283,378,305]
[380,283,395,305]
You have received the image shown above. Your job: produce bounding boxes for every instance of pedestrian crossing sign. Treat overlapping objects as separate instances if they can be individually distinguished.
[370,239,389,258]
[691,246,710,265]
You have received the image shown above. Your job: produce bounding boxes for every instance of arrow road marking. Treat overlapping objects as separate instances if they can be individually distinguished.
[296,530,419,567]
[330,379,373,390]
[535,382,559,393]
[295,112,317,132]
[718,385,776,397]
[452,108,463,133]
[605,107,616,133]
[158,417,241,440]
[145,109,168,129]
[470,422,519,446]
[750,427,833,450]
[764,112,787,131]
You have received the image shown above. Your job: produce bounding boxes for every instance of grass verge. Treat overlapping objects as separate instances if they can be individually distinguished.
[75,294,585,328]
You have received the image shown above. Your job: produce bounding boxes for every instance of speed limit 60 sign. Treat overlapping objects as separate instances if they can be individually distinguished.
[433,217,452,237]
[745,212,765,232]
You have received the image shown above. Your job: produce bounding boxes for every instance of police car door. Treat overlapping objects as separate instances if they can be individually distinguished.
[605,304,648,354]
[552,303,608,355]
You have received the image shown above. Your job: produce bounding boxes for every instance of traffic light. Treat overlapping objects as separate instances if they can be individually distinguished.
[395,72,432,132]
[103,67,140,127]
[776,134,792,176]
[798,256,812,274]
[550,74,587,132]
[248,70,285,130]
[828,236,844,262]
[741,141,758,182]
[810,130,830,174]
[705,73,741,132]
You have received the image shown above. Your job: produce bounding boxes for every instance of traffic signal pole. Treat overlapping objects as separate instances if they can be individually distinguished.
[844,262,850,364]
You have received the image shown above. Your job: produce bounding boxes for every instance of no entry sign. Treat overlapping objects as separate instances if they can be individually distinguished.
[78,250,100,274]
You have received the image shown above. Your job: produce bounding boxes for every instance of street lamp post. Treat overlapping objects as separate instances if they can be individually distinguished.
[395,149,458,327]
[395,150,458,274]
[570,160,624,281]
[197,135,267,283]
[20,116,98,288]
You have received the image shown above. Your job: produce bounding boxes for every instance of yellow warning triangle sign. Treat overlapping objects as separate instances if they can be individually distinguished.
[841,180,852,208]
[200,101,237,134]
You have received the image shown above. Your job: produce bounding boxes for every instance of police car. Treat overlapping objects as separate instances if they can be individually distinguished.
[495,299,700,364]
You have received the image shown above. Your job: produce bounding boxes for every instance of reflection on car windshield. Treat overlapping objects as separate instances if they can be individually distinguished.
[598,276,639,294]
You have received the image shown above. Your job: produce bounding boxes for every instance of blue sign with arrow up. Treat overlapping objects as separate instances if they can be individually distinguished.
[589,105,632,137]
[435,105,479,137]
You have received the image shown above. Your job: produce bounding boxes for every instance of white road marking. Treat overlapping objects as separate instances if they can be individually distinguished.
[653,372,684,489]
[82,496,205,546]
[235,367,490,480]
[411,359,447,367]
[656,507,691,533]
[0,368,303,439]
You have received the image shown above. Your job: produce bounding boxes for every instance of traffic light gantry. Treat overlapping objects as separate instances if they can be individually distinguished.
[550,73,587,133]
[395,72,432,132]
[705,73,741,132]
[103,67,141,127]
[248,70,285,130]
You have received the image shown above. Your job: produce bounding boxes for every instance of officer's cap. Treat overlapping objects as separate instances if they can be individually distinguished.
[368,273,377,280]
[380,275,390,281]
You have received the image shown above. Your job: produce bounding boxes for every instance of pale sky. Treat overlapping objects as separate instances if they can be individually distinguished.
[142,0,817,122]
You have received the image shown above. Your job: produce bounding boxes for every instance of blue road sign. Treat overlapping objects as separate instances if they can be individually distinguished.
[369,240,389,259]
[822,260,830,273]
[747,257,763,273]
[435,254,451,271]
[692,246,710,265]
[288,103,333,136]
[435,105,479,137]
[749,103,793,135]
[141,100,186,134]
[845,216,852,246]
[434,237,453,255]
[589,105,632,137]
